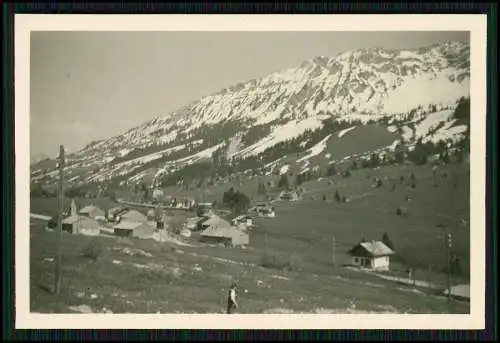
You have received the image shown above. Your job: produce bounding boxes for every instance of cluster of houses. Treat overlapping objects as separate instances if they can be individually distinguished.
[50,197,398,271]
[50,201,156,239]
[48,199,253,248]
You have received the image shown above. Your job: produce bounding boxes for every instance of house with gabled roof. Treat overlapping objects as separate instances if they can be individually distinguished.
[117,209,148,223]
[78,204,105,219]
[200,224,249,247]
[348,240,395,271]
[62,215,100,236]
[112,221,154,239]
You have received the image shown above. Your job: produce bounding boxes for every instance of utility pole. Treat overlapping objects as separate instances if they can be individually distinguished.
[445,232,452,303]
[54,145,65,294]
[332,236,336,267]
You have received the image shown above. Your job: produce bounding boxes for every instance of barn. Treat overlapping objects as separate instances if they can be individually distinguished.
[200,225,249,247]
[62,215,100,236]
[112,221,154,239]
[348,240,394,271]
[78,205,105,219]
[118,209,148,223]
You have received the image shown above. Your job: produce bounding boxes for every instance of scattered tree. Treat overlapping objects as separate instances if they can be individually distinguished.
[258,182,266,194]
[327,164,337,177]
[222,187,251,214]
[450,254,463,275]
[296,173,304,186]
[396,207,407,216]
[370,153,380,168]
[382,232,394,250]
[278,174,290,189]
[334,190,341,203]
[351,160,358,170]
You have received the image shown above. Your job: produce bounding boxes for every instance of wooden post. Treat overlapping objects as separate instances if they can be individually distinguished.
[54,145,65,294]
[445,233,452,302]
[332,236,336,267]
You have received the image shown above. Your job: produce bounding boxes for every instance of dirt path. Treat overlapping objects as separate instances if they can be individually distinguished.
[345,266,439,290]
[375,274,438,289]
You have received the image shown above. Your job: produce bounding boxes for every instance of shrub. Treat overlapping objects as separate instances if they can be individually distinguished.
[334,190,341,203]
[286,254,303,272]
[278,174,290,189]
[382,232,394,250]
[261,252,282,268]
[117,237,134,247]
[396,207,407,216]
[222,187,251,214]
[81,239,104,260]
[261,252,302,271]
[137,263,181,283]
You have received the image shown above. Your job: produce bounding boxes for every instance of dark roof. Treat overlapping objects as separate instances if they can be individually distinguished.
[348,241,394,257]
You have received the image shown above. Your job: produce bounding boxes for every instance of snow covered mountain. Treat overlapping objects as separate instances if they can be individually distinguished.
[31,40,470,188]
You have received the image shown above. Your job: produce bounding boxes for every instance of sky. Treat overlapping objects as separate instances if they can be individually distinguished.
[30,31,469,159]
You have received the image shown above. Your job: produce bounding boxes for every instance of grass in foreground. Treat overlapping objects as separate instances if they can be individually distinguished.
[30,219,469,314]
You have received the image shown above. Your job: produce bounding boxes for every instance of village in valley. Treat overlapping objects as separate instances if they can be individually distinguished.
[29,32,472,315]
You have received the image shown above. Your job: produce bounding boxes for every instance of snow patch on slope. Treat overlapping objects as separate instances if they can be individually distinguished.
[280,165,290,175]
[236,117,325,158]
[387,125,398,133]
[297,134,332,163]
[402,126,414,141]
[338,126,356,138]
[226,134,244,160]
[414,110,454,138]
[382,72,469,114]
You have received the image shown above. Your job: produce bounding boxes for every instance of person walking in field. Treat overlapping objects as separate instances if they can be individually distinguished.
[227,281,239,314]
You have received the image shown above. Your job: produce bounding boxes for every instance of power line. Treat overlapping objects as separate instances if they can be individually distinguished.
[445,232,452,303]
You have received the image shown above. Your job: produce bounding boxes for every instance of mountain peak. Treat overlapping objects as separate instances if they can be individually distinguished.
[31,40,470,187]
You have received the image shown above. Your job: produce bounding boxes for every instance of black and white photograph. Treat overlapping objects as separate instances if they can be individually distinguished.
[16,14,486,329]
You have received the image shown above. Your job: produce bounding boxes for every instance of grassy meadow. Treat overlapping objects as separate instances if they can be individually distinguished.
[29,161,470,314]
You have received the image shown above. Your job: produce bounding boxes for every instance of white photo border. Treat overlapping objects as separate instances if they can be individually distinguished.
[15,14,487,330]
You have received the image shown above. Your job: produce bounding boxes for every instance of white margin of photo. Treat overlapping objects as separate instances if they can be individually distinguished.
[15,14,487,330]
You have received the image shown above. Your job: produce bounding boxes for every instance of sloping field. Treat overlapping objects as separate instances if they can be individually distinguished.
[29,161,470,314]
[30,216,469,314]
[253,162,470,281]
